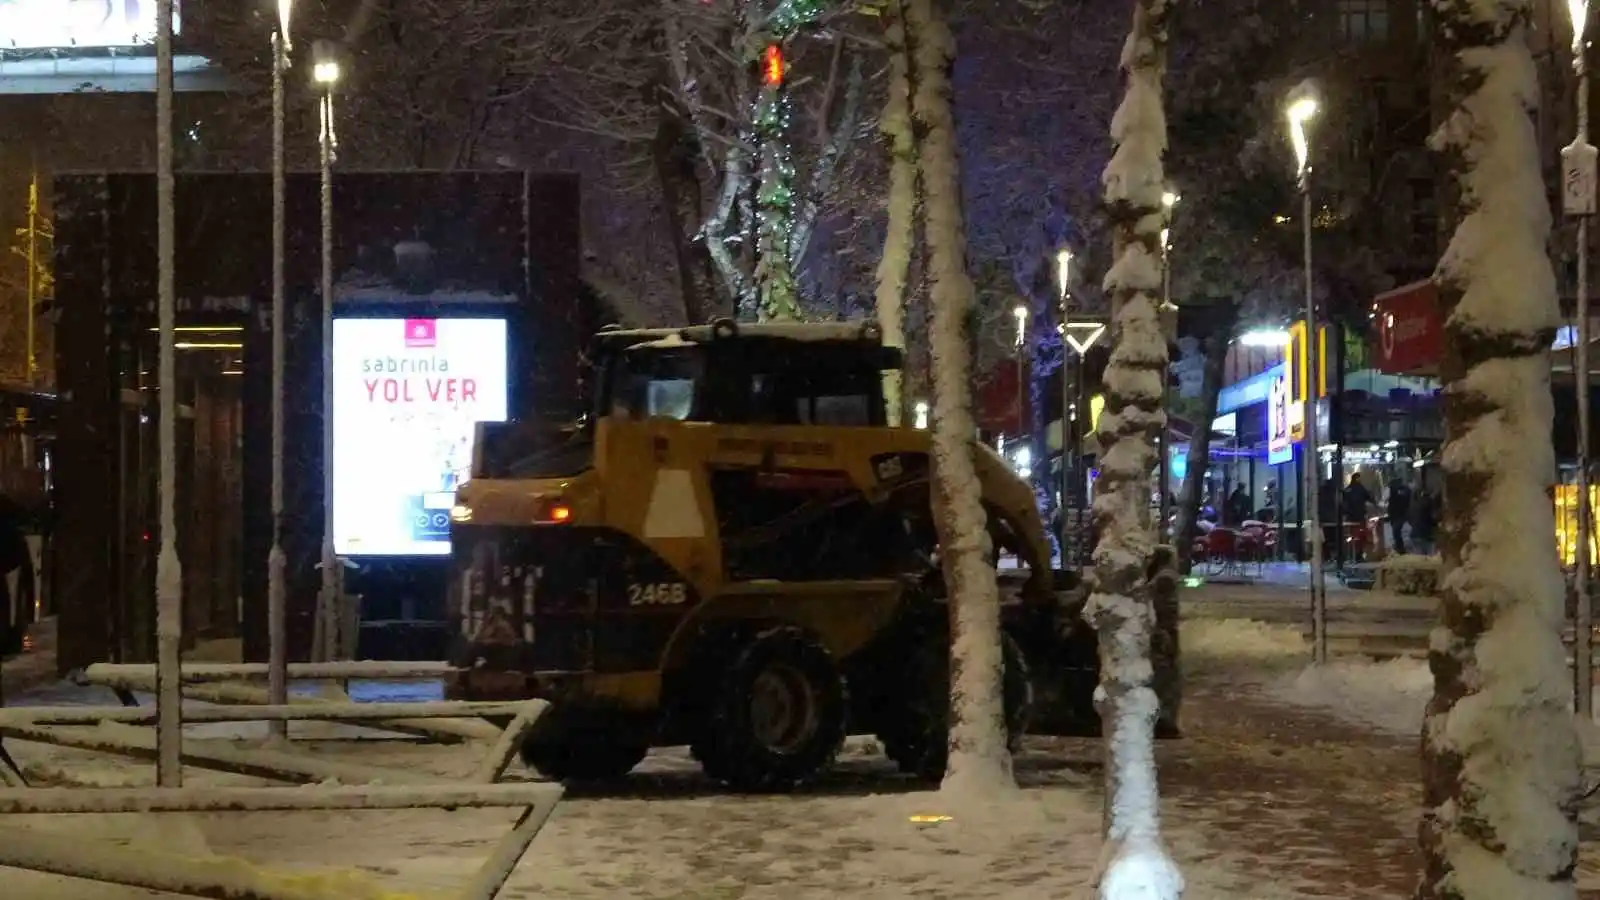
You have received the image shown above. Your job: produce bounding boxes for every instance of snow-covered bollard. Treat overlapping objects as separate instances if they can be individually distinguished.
[1096,835,1185,900]
[1375,554,1440,596]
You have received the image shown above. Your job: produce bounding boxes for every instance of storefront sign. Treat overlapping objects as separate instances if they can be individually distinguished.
[1218,362,1285,414]
[1374,280,1442,375]
[0,0,180,50]
[977,361,1026,434]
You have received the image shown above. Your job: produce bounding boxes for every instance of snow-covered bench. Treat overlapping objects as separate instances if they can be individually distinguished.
[0,782,564,900]
[0,668,559,899]
[1375,554,1441,596]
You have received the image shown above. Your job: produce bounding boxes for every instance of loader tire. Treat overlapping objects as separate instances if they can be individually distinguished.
[878,627,1033,781]
[520,738,648,782]
[696,625,847,792]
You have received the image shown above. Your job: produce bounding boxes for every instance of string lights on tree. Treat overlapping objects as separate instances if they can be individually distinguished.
[750,0,826,322]
[754,40,800,320]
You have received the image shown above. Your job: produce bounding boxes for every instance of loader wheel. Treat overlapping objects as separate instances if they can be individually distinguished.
[878,628,1033,781]
[696,625,848,791]
[520,739,648,783]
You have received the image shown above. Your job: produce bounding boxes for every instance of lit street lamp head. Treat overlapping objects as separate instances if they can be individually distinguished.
[1286,95,1318,180]
[311,39,341,86]
[1161,190,1179,208]
[1055,248,1072,301]
[277,0,294,46]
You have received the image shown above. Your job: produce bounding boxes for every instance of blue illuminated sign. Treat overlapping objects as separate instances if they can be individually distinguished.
[1218,363,1287,414]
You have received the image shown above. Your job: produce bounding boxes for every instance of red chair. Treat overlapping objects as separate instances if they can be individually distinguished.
[1344,519,1373,563]
[1203,528,1242,577]
[1238,523,1268,573]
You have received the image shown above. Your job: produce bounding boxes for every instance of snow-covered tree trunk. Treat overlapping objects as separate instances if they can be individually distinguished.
[876,0,919,426]
[903,0,1012,796]
[1089,0,1182,896]
[652,79,719,324]
[1417,3,1582,898]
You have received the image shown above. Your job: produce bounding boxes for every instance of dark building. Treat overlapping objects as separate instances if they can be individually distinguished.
[51,171,590,670]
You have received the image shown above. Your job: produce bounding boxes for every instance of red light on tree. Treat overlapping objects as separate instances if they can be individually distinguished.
[762,44,784,87]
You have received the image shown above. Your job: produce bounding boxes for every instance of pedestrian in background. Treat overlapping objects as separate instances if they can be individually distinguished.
[1387,477,1413,555]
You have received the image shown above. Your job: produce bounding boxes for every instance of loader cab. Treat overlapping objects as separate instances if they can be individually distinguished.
[592,320,903,428]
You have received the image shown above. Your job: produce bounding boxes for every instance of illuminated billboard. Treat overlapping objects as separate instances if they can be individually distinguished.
[0,0,179,50]
[1267,368,1293,465]
[331,318,508,557]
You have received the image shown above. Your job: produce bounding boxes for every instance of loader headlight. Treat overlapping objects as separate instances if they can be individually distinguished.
[449,504,474,523]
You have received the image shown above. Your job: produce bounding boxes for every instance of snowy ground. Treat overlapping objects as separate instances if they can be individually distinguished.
[2,711,1323,900]
[3,608,1597,898]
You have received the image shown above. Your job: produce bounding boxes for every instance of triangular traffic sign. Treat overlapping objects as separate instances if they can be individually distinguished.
[1059,322,1105,354]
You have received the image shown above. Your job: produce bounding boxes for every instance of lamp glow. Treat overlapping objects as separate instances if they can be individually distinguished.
[313,60,341,85]
[1238,329,1290,348]
[1162,191,1179,208]
[913,400,930,430]
[1286,96,1318,178]
[1572,0,1590,54]
[277,0,293,47]
[1055,248,1072,301]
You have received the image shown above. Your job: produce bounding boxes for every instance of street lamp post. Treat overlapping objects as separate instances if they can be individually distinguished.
[1565,0,1596,717]
[1287,92,1327,665]
[1158,191,1178,537]
[267,0,294,738]
[1056,248,1073,566]
[1014,302,1028,454]
[154,0,182,788]
[313,42,341,663]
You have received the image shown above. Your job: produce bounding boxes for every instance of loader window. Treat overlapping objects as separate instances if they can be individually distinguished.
[612,348,703,421]
[752,367,880,427]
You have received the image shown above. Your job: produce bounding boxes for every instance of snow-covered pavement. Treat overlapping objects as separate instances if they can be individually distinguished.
[0,609,1591,898]
[3,721,1330,899]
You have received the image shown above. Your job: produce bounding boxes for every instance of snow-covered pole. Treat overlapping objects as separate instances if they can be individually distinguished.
[1287,91,1327,666]
[268,1,293,740]
[154,0,183,790]
[1089,0,1183,894]
[901,0,1013,795]
[1419,1,1583,896]
[1564,0,1596,719]
[1158,192,1177,534]
[1013,304,1028,444]
[313,43,341,663]
[1057,247,1074,561]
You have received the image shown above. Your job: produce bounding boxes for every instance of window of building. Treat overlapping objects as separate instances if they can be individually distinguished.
[1338,0,1389,42]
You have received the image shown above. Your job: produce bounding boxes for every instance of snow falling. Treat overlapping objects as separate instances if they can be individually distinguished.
[12,1,1600,897]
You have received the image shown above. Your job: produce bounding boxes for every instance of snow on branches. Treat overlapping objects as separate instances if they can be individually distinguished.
[1088,0,1182,897]
[1418,3,1582,900]
[876,0,920,424]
